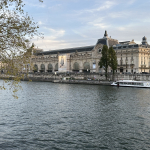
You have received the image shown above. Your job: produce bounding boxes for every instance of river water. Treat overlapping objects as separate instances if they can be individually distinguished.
[0,80,150,150]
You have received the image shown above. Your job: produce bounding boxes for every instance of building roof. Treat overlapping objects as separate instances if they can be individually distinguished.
[113,44,139,49]
[119,41,130,44]
[96,38,107,45]
[108,38,119,47]
[36,45,95,56]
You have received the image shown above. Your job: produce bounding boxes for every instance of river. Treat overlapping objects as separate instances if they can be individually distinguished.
[0,80,150,150]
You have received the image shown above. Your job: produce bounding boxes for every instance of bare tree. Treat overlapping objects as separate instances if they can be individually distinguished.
[0,0,43,98]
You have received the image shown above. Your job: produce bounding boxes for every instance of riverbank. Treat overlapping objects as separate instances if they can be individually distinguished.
[0,76,111,86]
[53,79,111,85]
[24,76,112,85]
[1,72,150,86]
[22,77,111,86]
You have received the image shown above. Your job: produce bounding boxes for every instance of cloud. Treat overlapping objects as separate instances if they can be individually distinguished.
[32,38,70,51]
[87,17,109,29]
[87,1,116,13]
[32,37,88,51]
[27,0,150,51]
[127,0,136,5]
[32,35,96,51]
[43,27,65,40]
[74,1,116,16]
[38,21,43,25]
[118,27,125,31]
[72,30,87,38]
[24,0,46,8]
[92,23,109,29]
[31,27,66,50]
[48,4,62,10]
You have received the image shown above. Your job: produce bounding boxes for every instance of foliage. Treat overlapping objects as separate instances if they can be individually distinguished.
[108,47,117,75]
[0,0,43,98]
[99,45,110,79]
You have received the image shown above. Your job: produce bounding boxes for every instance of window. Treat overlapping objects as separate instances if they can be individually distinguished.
[98,48,102,53]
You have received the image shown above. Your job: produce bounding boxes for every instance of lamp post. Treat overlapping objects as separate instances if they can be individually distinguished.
[126,60,128,73]
[0,57,1,74]
[55,72,56,80]
[131,60,133,73]
[87,69,88,80]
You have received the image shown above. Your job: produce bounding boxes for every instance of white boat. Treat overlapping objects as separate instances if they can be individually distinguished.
[111,80,150,88]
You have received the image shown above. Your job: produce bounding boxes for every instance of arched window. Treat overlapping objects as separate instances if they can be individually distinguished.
[48,64,53,72]
[55,63,58,71]
[33,64,38,72]
[73,62,79,72]
[83,62,90,72]
[40,64,45,72]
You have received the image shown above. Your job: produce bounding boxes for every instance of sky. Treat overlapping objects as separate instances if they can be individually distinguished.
[23,0,150,51]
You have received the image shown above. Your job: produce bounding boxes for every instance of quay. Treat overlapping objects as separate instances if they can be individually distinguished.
[1,72,150,86]
[53,80,111,85]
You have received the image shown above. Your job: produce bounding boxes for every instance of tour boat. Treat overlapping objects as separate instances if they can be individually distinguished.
[111,80,150,88]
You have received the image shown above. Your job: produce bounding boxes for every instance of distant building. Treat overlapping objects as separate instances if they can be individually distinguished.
[31,31,150,73]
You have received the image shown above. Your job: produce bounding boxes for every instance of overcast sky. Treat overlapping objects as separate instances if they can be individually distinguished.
[24,0,150,51]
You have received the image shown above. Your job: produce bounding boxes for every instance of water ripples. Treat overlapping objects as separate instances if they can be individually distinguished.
[0,81,150,149]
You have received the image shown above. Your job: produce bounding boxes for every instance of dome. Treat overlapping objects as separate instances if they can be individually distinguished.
[142,36,148,45]
[143,36,147,40]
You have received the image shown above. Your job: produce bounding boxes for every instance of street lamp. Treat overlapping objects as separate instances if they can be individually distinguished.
[131,60,133,73]
[55,72,56,80]
[126,60,128,73]
[86,69,89,80]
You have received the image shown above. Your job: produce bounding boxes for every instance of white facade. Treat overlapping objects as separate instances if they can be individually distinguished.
[31,31,150,74]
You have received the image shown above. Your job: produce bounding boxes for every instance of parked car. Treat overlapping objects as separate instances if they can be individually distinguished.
[87,78,91,81]
[141,72,149,74]
[125,72,132,74]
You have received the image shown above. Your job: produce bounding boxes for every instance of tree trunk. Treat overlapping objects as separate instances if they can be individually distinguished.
[105,68,107,80]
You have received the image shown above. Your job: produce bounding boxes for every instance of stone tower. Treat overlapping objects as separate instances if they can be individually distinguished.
[142,36,148,45]
[104,30,108,38]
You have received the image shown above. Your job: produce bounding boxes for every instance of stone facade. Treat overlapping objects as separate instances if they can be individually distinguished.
[31,31,150,74]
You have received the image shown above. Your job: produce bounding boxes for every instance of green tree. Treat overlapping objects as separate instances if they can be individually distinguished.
[99,45,110,79]
[0,0,43,98]
[109,46,117,76]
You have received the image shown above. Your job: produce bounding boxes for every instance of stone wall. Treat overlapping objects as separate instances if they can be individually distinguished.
[27,73,150,81]
[1,72,150,82]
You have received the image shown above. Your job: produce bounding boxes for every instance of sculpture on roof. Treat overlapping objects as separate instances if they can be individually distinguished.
[104,30,108,38]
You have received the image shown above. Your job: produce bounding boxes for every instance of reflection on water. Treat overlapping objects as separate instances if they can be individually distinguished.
[0,80,150,150]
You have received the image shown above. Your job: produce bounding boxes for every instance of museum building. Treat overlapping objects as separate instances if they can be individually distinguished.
[31,31,150,73]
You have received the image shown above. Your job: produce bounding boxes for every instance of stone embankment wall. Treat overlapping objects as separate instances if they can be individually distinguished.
[1,73,150,82]
[27,73,150,81]
[115,74,150,81]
